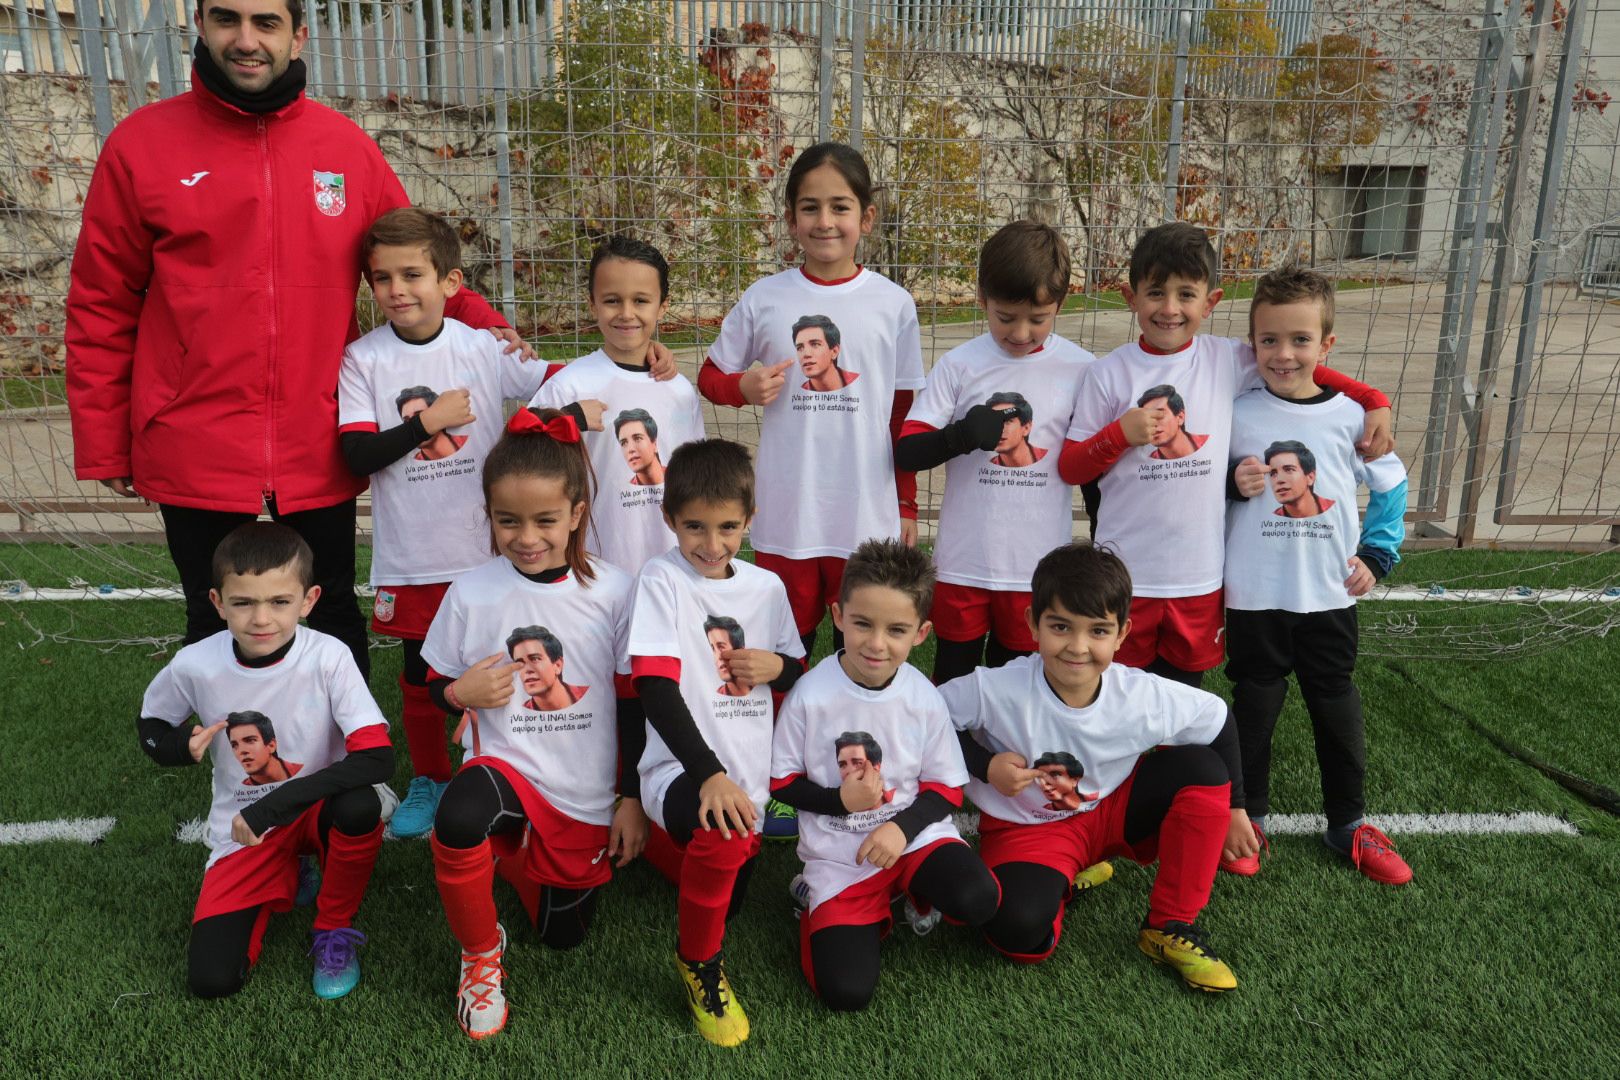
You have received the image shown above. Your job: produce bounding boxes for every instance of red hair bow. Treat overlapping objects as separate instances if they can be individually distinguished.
[507,409,581,443]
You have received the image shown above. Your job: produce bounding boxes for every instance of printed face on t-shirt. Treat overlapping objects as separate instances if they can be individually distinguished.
[837,743,879,781]
[208,562,318,659]
[399,396,466,461]
[1268,452,1326,517]
[1035,763,1082,810]
[618,421,660,480]
[996,410,1033,456]
[796,326,843,389]
[229,724,273,775]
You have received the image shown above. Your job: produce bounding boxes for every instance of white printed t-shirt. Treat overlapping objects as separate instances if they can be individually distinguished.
[420,556,634,826]
[630,548,804,831]
[770,655,967,912]
[1065,335,1260,598]
[140,629,387,869]
[906,331,1096,590]
[338,318,551,585]
[707,268,925,558]
[530,350,705,575]
[942,655,1227,826]
[1225,389,1406,613]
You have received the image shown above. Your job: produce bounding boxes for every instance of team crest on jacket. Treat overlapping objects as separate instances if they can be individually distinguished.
[313,171,346,217]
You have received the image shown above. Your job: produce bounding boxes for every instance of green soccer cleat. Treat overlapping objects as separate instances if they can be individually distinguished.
[677,950,749,1047]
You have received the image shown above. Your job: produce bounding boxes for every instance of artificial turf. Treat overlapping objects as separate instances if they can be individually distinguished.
[1,552,1618,1076]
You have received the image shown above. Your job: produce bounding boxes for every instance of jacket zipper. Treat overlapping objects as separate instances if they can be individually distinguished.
[259,117,276,504]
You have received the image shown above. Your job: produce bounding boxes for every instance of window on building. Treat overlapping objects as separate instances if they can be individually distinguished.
[1340,165,1426,259]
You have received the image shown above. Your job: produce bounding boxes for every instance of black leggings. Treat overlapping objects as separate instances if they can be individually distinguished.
[984,745,1228,957]
[401,638,429,685]
[809,841,1000,1011]
[434,764,600,950]
[187,786,381,999]
[932,636,1032,686]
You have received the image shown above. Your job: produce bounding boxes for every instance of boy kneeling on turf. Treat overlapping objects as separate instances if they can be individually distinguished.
[945,542,1250,992]
[138,523,392,999]
[770,539,1000,1011]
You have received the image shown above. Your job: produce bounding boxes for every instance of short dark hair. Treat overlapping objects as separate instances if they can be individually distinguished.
[785,142,875,212]
[835,731,884,766]
[1136,383,1186,415]
[362,207,461,281]
[986,390,1033,425]
[662,439,755,518]
[226,709,275,744]
[395,385,437,414]
[613,408,658,441]
[199,0,305,34]
[1030,542,1133,625]
[1128,222,1219,291]
[483,407,597,583]
[978,220,1071,305]
[791,314,841,351]
[1250,265,1337,338]
[588,235,671,302]
[1264,439,1317,476]
[506,625,564,662]
[1033,750,1082,777]
[838,537,935,621]
[703,614,744,649]
[211,523,315,592]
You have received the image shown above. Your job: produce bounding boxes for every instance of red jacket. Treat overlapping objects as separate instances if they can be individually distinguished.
[66,79,506,513]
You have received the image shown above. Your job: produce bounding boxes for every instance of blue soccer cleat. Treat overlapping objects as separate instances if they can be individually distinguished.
[762,798,798,840]
[390,776,448,839]
[309,927,366,999]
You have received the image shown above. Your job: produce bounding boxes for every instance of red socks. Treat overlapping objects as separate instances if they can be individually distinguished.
[431,835,501,953]
[313,822,383,931]
[400,675,453,782]
[676,828,756,961]
[1142,782,1231,928]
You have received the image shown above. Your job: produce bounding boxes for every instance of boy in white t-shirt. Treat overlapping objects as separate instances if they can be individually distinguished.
[138,524,392,1000]
[944,542,1256,993]
[769,539,998,1012]
[531,237,705,574]
[897,221,1096,684]
[630,439,806,1047]
[1059,223,1395,688]
[1221,268,1412,885]
[337,210,672,838]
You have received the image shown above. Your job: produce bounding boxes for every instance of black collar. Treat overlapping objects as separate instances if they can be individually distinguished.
[192,39,307,115]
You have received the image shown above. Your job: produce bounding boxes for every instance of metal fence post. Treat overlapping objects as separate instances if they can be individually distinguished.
[1495,0,1588,523]
[12,0,38,72]
[491,0,517,324]
[73,0,117,142]
[1162,5,1191,222]
[817,0,835,142]
[849,0,866,151]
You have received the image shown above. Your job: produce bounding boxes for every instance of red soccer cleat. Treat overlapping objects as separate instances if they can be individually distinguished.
[1219,821,1269,877]
[1349,823,1413,886]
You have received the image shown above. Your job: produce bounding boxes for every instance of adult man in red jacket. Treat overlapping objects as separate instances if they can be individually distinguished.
[66,0,524,680]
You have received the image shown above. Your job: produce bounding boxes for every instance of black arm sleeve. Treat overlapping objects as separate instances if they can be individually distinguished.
[238,744,396,836]
[559,401,587,430]
[137,716,199,768]
[616,694,645,800]
[341,415,430,476]
[770,775,849,816]
[893,404,1004,472]
[1226,461,1249,503]
[426,671,458,714]
[889,789,955,843]
[1356,544,1397,582]
[1209,711,1246,807]
[770,653,805,694]
[956,729,995,783]
[635,675,725,782]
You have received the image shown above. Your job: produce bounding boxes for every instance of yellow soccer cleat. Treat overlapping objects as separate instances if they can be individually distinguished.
[676,950,750,1047]
[1138,921,1238,993]
[1073,861,1115,892]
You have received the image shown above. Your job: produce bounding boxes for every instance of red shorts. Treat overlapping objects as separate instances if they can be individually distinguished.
[752,552,845,635]
[370,581,451,640]
[930,583,1035,649]
[465,756,613,889]
[977,770,1152,885]
[1115,589,1225,672]
[193,801,330,925]
[802,837,964,936]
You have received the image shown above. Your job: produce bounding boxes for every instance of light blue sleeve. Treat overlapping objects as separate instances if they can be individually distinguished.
[1359,479,1408,568]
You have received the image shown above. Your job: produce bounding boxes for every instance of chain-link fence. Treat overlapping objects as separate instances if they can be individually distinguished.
[3,0,1619,552]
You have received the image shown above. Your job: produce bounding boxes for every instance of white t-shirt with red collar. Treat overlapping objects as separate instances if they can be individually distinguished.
[707,267,925,558]
[770,654,967,912]
[630,548,804,832]
[420,556,634,826]
[941,655,1227,826]
[337,318,554,586]
[529,349,705,575]
[140,629,388,869]
[1065,335,1261,598]
[906,331,1096,590]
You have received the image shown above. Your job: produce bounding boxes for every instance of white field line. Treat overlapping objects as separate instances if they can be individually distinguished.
[4,583,1617,603]
[949,809,1578,838]
[0,816,117,844]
